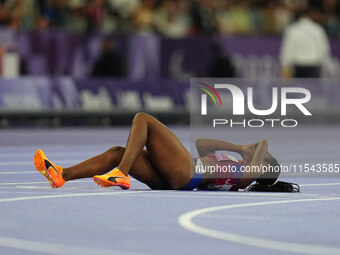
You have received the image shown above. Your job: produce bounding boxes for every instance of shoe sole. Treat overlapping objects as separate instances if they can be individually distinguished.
[34,150,58,188]
[93,177,129,190]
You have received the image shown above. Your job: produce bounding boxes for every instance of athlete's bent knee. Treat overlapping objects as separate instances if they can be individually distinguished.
[133,112,151,122]
[106,146,125,160]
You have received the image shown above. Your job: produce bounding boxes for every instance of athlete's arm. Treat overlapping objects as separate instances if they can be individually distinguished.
[238,139,268,189]
[242,142,273,164]
[196,139,244,157]
[196,138,267,161]
[248,139,268,167]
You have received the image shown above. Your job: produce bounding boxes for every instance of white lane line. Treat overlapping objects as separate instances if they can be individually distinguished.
[0,191,45,194]
[0,190,160,203]
[0,180,92,185]
[0,187,321,199]
[0,152,97,157]
[1,181,339,197]
[0,183,304,197]
[0,236,145,255]
[0,160,79,166]
[0,171,36,174]
[0,178,137,185]
[0,144,110,149]
[299,182,340,187]
[121,193,319,199]
[178,197,340,255]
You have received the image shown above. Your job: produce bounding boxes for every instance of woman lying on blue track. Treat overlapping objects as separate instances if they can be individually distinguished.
[34,113,298,192]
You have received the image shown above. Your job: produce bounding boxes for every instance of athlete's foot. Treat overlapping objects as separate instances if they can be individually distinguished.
[34,149,65,188]
[93,169,130,189]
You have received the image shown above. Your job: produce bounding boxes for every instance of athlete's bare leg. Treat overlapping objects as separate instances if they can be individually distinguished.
[62,146,166,189]
[117,113,193,189]
[62,113,193,189]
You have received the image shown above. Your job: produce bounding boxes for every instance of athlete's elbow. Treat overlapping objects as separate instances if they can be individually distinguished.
[196,139,204,147]
[196,139,207,153]
[260,139,268,145]
[196,139,210,147]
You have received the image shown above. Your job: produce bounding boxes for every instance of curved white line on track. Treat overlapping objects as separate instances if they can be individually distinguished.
[1,182,340,254]
[178,197,340,255]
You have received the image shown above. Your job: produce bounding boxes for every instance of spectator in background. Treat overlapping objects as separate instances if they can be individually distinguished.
[7,0,24,29]
[37,0,106,32]
[154,0,191,38]
[51,0,69,28]
[84,0,105,32]
[250,0,264,34]
[0,0,337,38]
[228,0,253,35]
[105,0,140,33]
[323,0,340,38]
[17,0,38,30]
[192,0,217,35]
[262,2,278,34]
[0,1,11,26]
[37,0,70,29]
[280,4,331,78]
[66,0,88,32]
[0,0,27,29]
[132,0,156,34]
[92,38,125,77]
[208,44,236,77]
[215,0,234,35]
[274,1,293,34]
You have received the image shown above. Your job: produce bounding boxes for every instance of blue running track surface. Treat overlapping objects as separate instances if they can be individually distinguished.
[1,127,340,255]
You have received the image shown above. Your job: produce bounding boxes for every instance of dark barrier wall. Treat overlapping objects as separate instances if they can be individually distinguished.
[0,77,339,126]
[0,77,188,112]
[5,31,339,79]
[1,77,339,112]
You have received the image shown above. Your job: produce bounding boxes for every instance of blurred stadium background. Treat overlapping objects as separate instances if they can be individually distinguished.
[0,0,339,127]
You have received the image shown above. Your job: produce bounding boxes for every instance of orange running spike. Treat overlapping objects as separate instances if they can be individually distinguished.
[93,168,130,189]
[34,149,65,188]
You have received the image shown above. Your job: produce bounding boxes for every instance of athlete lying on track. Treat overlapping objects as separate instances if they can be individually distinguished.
[34,113,299,192]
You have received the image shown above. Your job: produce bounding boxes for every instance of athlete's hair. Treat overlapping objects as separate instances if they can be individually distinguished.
[256,155,281,186]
